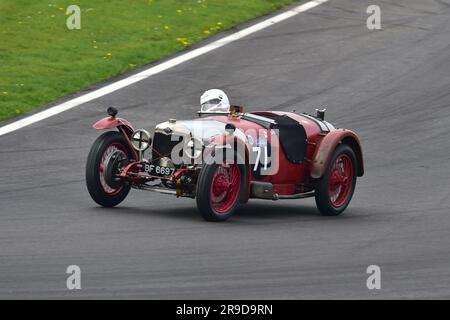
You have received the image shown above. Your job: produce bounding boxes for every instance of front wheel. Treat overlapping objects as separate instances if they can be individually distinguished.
[86,131,132,207]
[196,161,246,222]
[315,144,357,216]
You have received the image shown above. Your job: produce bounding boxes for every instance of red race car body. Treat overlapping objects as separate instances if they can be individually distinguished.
[86,106,363,221]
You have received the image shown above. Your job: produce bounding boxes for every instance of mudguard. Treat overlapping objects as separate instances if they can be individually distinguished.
[93,116,138,160]
[93,117,134,134]
[310,129,364,179]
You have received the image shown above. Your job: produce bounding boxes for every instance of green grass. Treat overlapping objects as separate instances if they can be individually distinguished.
[0,0,298,122]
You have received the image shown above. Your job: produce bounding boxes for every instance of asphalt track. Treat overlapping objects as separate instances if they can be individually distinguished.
[1,0,450,299]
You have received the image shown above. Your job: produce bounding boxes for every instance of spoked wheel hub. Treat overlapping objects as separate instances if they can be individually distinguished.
[328,153,354,208]
[210,164,241,214]
[99,143,128,196]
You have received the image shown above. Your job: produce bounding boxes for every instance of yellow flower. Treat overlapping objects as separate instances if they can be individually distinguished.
[15,109,22,114]
[176,37,190,47]
[203,30,211,35]
[164,25,169,30]
[177,9,182,13]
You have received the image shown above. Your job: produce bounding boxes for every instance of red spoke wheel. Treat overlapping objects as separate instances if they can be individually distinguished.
[315,144,357,216]
[210,164,241,214]
[86,131,132,207]
[196,159,246,222]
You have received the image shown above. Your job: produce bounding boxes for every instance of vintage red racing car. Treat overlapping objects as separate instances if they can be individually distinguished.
[86,90,364,221]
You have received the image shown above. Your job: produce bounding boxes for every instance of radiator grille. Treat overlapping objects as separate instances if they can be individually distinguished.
[152,132,183,160]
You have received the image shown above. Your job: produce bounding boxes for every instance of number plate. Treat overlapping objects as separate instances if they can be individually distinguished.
[143,164,175,177]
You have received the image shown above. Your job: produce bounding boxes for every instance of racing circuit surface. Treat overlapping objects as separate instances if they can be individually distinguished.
[1,0,450,299]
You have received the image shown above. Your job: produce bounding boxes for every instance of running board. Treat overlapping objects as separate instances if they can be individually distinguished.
[250,182,315,200]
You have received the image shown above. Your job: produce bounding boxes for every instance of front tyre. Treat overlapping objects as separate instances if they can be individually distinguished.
[315,144,357,216]
[196,162,246,222]
[86,131,132,207]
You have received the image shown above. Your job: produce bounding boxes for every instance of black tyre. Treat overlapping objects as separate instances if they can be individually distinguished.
[86,131,132,207]
[196,160,247,222]
[315,144,357,216]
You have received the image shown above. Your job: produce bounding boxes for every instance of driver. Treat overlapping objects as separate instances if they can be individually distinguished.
[200,89,230,113]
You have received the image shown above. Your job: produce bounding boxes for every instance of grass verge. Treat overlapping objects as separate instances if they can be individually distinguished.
[0,0,298,122]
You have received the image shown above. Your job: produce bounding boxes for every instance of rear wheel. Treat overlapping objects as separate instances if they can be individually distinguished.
[315,144,357,216]
[196,161,246,222]
[86,131,132,207]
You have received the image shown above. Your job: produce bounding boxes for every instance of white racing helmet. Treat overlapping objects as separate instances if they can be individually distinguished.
[200,89,230,113]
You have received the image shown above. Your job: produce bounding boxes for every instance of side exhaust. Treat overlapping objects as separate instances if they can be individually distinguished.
[250,182,315,200]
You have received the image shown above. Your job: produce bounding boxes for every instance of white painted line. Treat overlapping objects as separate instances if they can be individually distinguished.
[0,0,328,136]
